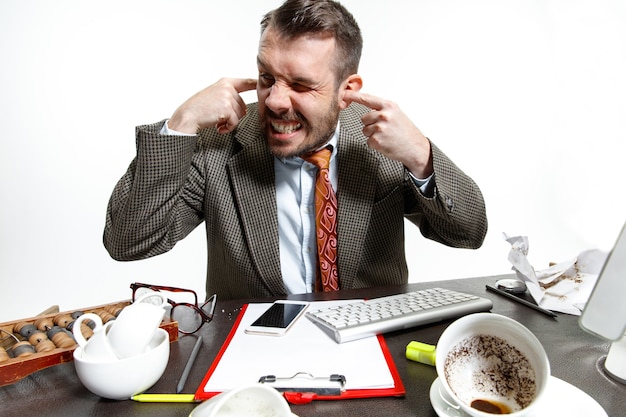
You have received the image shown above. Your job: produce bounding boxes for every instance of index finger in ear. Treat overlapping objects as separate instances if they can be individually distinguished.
[344,90,384,111]
[232,77,258,93]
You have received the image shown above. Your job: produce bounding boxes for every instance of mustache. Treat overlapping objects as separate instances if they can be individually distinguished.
[266,109,306,125]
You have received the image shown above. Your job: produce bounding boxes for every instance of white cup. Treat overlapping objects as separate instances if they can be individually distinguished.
[73,313,118,362]
[189,384,292,417]
[435,313,550,417]
[107,291,168,359]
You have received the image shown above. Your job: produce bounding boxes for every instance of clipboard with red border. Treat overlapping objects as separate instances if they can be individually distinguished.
[194,304,405,403]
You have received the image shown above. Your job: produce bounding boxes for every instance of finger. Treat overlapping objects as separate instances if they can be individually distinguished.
[343,90,385,111]
[360,110,383,127]
[216,112,238,134]
[231,77,258,93]
[225,89,247,119]
[228,78,254,120]
[215,116,236,135]
[217,98,248,134]
[215,85,250,133]
[362,122,384,139]
[216,122,230,134]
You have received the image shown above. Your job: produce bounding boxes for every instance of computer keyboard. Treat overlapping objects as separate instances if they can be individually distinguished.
[305,288,493,343]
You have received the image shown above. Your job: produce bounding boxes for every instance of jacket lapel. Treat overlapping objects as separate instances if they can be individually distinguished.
[227,110,285,295]
[336,110,380,289]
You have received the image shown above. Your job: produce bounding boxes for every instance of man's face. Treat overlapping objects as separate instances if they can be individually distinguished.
[257,27,342,158]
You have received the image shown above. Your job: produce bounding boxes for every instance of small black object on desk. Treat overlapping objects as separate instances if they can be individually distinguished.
[485,284,558,319]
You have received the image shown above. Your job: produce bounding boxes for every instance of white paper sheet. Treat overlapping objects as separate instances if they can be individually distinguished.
[504,233,608,316]
[202,300,395,392]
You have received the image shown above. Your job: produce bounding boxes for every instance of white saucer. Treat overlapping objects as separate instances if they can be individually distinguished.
[429,376,607,417]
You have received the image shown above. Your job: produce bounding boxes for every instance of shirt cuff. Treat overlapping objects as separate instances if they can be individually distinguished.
[408,171,435,196]
[159,119,196,136]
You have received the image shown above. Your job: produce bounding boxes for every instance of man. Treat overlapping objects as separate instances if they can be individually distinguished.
[104,0,487,300]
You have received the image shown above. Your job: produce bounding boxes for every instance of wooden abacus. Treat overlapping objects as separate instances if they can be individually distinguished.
[0,300,178,387]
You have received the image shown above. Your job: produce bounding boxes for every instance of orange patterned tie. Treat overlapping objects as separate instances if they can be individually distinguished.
[302,147,339,292]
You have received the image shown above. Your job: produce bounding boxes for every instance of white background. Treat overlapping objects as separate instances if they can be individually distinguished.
[1,0,624,322]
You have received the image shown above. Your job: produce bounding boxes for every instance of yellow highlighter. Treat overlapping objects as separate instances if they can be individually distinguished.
[130,393,199,402]
[405,341,437,366]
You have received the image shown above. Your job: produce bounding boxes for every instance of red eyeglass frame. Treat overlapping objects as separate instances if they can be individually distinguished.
[129,282,217,334]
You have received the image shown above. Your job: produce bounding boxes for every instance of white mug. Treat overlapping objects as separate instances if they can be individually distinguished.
[106,291,168,359]
[189,384,292,417]
[73,313,118,362]
[435,313,550,417]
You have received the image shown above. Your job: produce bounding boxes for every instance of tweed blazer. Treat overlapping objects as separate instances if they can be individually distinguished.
[104,103,487,300]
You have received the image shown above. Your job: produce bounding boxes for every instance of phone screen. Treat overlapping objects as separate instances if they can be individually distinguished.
[251,302,307,329]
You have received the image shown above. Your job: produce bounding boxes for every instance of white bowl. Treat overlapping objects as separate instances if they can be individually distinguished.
[435,313,550,417]
[73,328,169,400]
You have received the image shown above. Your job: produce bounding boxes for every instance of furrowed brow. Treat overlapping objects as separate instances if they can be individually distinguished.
[257,57,318,88]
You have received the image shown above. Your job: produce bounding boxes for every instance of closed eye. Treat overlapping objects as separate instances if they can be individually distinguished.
[290,82,314,93]
[259,73,275,87]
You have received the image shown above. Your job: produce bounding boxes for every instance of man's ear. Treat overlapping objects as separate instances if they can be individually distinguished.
[338,74,363,109]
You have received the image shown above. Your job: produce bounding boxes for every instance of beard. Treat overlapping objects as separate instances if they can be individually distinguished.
[262,102,341,159]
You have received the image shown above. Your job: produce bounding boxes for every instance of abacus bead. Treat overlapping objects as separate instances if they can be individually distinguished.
[65,320,77,332]
[15,323,38,338]
[50,332,76,348]
[80,324,94,339]
[12,341,36,358]
[34,317,54,331]
[97,310,116,323]
[0,347,9,363]
[57,337,76,349]
[46,326,66,339]
[53,313,73,328]
[104,304,124,317]
[28,331,48,345]
[82,316,96,330]
[34,339,56,353]
[12,321,28,333]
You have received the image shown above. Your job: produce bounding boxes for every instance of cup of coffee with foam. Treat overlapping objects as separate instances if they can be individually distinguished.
[435,313,550,416]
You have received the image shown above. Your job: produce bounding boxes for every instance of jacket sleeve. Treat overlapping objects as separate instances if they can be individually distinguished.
[404,141,488,249]
[103,121,205,261]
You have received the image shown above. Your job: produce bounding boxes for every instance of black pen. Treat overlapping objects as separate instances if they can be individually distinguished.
[485,285,558,319]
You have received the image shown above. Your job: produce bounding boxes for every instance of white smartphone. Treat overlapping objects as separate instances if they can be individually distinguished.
[244,300,309,336]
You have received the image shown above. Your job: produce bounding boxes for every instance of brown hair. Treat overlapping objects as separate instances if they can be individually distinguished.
[260,0,362,87]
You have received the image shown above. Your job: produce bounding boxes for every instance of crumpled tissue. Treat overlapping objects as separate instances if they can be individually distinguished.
[504,234,608,316]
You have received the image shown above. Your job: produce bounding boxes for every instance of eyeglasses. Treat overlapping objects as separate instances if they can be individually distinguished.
[130,282,217,335]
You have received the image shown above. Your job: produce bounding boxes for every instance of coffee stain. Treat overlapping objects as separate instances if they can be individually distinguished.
[444,334,537,410]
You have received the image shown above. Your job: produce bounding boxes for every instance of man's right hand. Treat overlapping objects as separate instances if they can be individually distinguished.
[168,78,258,134]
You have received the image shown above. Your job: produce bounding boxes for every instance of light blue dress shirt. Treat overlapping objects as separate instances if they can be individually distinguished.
[161,120,432,294]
